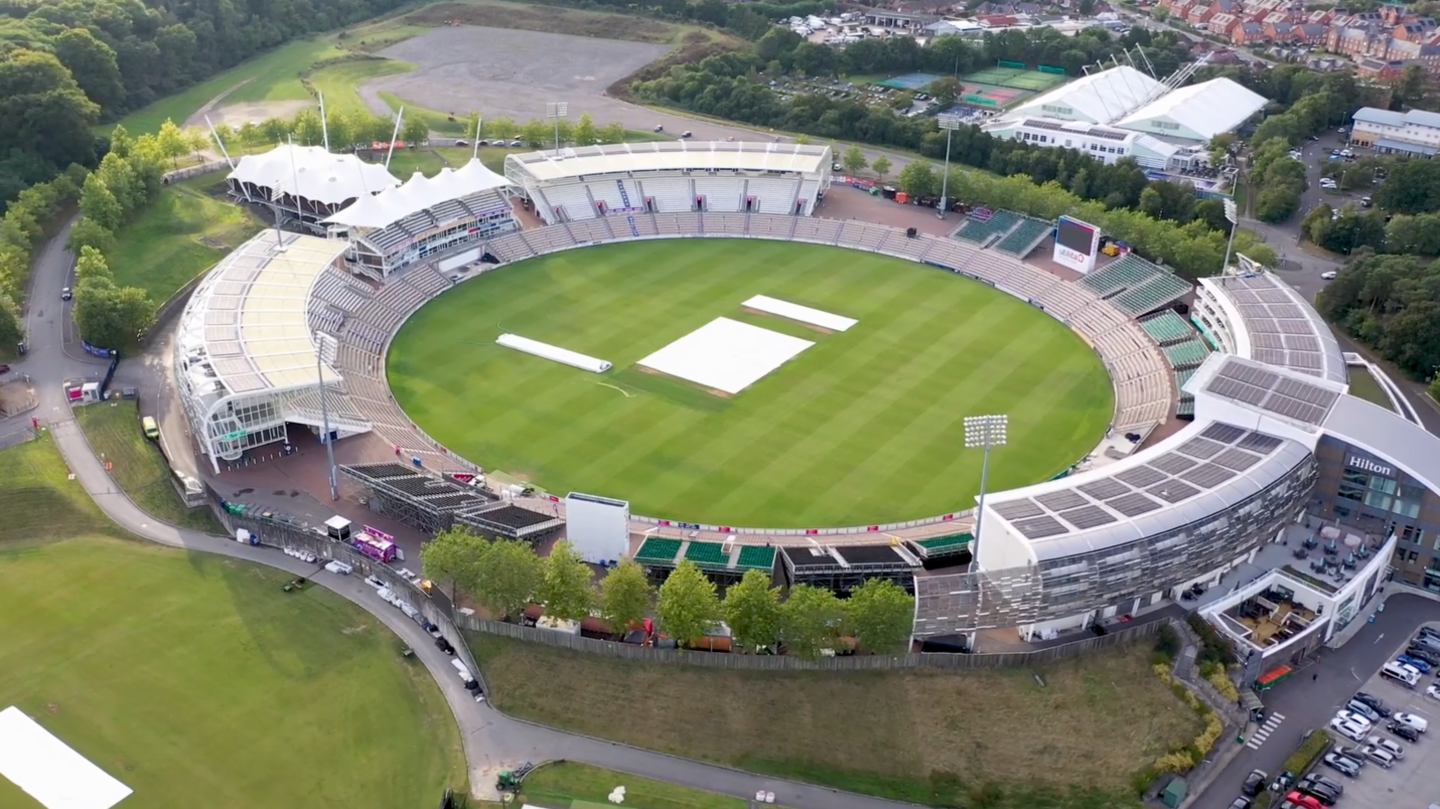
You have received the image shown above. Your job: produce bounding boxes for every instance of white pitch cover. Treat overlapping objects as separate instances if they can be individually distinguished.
[742,295,857,332]
[0,706,133,809]
[637,318,813,395]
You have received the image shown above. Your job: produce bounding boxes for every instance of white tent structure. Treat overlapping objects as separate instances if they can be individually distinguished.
[1114,78,1268,144]
[226,144,400,225]
[324,158,517,279]
[1002,66,1166,126]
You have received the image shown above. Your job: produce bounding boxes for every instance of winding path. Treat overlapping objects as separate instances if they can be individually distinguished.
[20,218,912,808]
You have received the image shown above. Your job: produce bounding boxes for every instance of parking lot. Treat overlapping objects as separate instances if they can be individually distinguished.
[1313,622,1439,809]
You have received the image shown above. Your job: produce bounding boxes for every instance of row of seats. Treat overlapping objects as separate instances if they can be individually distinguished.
[992,217,1051,257]
[1137,310,1197,345]
[955,210,1021,245]
[310,272,369,314]
[568,218,615,243]
[1112,273,1192,316]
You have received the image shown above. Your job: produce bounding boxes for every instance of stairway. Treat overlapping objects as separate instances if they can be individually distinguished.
[615,179,633,209]
[626,215,640,237]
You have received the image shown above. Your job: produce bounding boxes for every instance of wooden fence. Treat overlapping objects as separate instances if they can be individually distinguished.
[456,613,1167,671]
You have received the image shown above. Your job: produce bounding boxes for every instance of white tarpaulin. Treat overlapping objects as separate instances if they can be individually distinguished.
[742,295,856,331]
[638,317,812,394]
[0,706,133,809]
[497,334,612,373]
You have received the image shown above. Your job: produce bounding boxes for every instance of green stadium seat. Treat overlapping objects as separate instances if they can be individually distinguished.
[914,533,973,558]
[1162,339,1211,369]
[683,540,728,568]
[1081,254,1167,296]
[954,210,1021,244]
[1177,397,1195,417]
[993,217,1051,256]
[735,545,776,571]
[1113,273,1192,316]
[635,537,682,565]
[1138,311,1197,345]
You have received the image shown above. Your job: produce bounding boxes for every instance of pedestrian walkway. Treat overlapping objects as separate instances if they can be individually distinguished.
[1246,712,1285,750]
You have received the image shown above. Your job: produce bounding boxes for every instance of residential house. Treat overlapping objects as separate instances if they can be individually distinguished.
[1234,20,1264,43]
[1355,57,1405,80]
[1295,23,1327,44]
[1209,12,1241,35]
[1265,20,1295,40]
[1188,4,1214,24]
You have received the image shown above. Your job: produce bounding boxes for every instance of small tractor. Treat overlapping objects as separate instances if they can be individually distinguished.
[495,762,535,793]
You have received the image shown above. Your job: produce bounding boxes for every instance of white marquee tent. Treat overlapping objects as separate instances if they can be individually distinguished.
[227,144,400,206]
[324,158,513,230]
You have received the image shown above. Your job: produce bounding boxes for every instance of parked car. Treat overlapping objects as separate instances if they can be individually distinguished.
[1322,752,1361,777]
[1335,709,1373,729]
[1360,196,1372,208]
[1241,769,1268,797]
[1426,682,1440,701]
[653,124,664,132]
[453,139,468,147]
[1228,799,1252,809]
[1284,790,1325,809]
[1345,699,1381,723]
[1320,271,1337,280]
[1386,720,1420,742]
[1392,712,1428,733]
[680,130,692,138]
[1352,691,1386,713]
[61,286,72,301]
[1397,654,1433,673]
[1330,718,1368,742]
[434,636,455,655]
[1404,646,1440,666]
[1298,774,1344,796]
[1361,745,1396,768]
[1295,783,1338,806]
[1365,736,1405,758]
[1412,635,1440,654]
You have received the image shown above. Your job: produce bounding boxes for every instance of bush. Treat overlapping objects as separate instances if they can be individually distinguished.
[1153,624,1180,663]
[1187,613,1236,667]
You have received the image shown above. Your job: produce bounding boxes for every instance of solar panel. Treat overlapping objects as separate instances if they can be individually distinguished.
[1213,447,1262,471]
[1108,492,1164,517]
[1279,319,1312,334]
[1222,362,1280,388]
[1058,506,1118,529]
[1116,466,1167,488]
[1036,490,1091,512]
[1289,352,1324,369]
[1230,290,1264,303]
[1012,515,1071,539]
[1282,335,1321,351]
[1208,377,1268,405]
[1247,319,1283,333]
[1253,333,1285,349]
[1269,304,1306,318]
[1178,437,1226,459]
[1200,423,1247,444]
[1180,463,1238,488]
[1276,376,1339,406]
[1151,453,1198,474]
[1238,304,1273,318]
[1147,480,1201,503]
[1236,432,1284,454]
[1255,348,1289,366]
[1077,479,1131,500]
[1256,289,1291,304]
[1266,395,1328,425]
[992,499,1046,520]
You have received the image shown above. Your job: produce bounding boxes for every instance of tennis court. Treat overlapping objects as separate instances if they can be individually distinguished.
[956,81,1031,109]
[962,66,1069,92]
[875,72,945,90]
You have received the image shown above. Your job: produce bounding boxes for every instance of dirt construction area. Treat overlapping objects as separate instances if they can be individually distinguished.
[367,27,669,123]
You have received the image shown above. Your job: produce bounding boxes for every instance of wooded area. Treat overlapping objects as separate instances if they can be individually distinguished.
[1317,250,1440,383]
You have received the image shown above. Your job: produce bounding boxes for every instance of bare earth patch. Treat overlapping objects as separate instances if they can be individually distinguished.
[198,99,313,130]
[741,306,835,335]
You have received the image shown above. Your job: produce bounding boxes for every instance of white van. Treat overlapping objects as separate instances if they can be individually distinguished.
[1381,661,1419,688]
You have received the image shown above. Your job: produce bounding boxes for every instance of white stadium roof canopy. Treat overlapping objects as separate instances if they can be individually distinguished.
[227,144,400,205]
[505,141,832,184]
[1115,78,1267,142]
[324,158,511,229]
[179,231,347,397]
[1002,65,1166,125]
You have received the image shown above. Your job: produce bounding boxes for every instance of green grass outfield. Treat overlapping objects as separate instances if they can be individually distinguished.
[388,240,1114,527]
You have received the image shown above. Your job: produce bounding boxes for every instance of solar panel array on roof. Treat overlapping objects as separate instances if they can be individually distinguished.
[1204,356,1340,426]
[985,423,1295,544]
[1215,274,1335,379]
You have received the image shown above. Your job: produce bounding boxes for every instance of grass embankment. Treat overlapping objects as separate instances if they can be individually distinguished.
[106,175,263,304]
[0,433,468,806]
[471,634,1200,809]
[389,240,1114,527]
[1345,366,1395,411]
[521,762,748,809]
[73,400,225,533]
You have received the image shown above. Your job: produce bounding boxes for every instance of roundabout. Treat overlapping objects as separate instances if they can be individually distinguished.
[386,239,1115,528]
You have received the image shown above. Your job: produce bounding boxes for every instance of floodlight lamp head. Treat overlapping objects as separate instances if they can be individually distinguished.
[963,414,1008,448]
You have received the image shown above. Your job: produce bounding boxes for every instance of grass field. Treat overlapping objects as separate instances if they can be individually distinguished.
[107,175,263,304]
[74,400,225,533]
[471,634,1197,809]
[388,240,1113,527]
[0,435,467,806]
[1345,366,1395,411]
[521,762,747,809]
[0,537,466,808]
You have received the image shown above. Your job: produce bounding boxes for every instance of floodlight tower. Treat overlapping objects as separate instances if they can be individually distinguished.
[545,102,569,151]
[964,414,1008,548]
[1220,197,1240,272]
[937,114,962,220]
[316,332,340,501]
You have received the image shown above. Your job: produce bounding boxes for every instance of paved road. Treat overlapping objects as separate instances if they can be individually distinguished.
[21,220,915,807]
[1189,592,1440,809]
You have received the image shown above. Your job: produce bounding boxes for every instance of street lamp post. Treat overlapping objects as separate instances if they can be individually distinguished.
[1221,197,1239,272]
[937,114,962,220]
[316,332,339,501]
[545,102,569,152]
[963,414,1008,549]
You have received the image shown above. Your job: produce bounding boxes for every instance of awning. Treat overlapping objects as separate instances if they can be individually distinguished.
[1376,138,1437,156]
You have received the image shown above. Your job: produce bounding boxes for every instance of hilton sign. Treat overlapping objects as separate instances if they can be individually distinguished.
[1347,455,1394,478]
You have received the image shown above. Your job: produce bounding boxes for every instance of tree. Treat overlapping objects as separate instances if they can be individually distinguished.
[779,584,842,660]
[721,569,781,652]
[73,272,153,348]
[871,155,892,183]
[1254,186,1300,223]
[897,159,938,197]
[1430,374,1440,404]
[572,113,599,147]
[0,293,21,347]
[78,176,121,231]
[74,245,110,281]
[402,114,430,147]
[489,117,518,140]
[845,578,914,654]
[155,120,190,169]
[655,560,719,646]
[520,118,551,148]
[842,144,867,176]
[597,121,626,145]
[421,526,486,602]
[1374,159,1440,215]
[473,540,543,620]
[52,28,126,112]
[537,539,595,623]
[0,49,99,171]
[598,559,652,635]
[1394,64,1429,109]
[925,76,964,106]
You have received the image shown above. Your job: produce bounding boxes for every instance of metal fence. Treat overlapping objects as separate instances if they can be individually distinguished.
[456,612,1166,671]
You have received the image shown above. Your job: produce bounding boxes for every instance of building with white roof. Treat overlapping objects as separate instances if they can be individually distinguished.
[981,117,1182,169]
[175,230,371,472]
[324,158,516,279]
[1113,78,1267,144]
[1349,106,1440,156]
[505,142,833,221]
[227,144,400,227]
[1002,65,1167,126]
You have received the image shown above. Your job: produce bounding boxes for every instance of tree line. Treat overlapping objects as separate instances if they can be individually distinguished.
[1316,250,1440,386]
[421,528,916,658]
